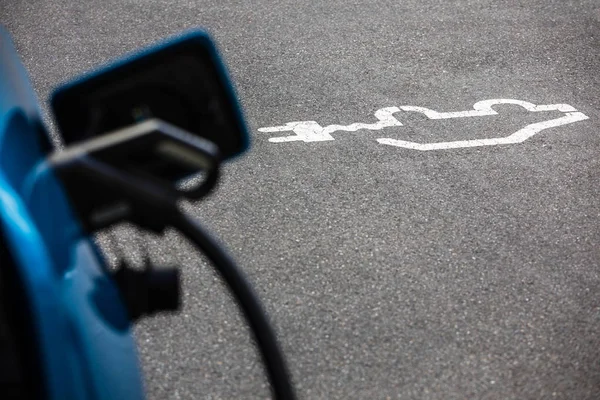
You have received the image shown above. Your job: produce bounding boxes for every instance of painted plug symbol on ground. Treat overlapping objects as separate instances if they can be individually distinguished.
[258,99,589,151]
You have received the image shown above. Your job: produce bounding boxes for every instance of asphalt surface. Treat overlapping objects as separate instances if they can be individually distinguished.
[2,1,600,399]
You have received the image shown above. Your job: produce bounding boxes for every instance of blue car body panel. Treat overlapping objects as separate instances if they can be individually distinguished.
[0,25,145,400]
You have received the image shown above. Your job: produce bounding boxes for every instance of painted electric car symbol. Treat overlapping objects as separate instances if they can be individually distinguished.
[258,99,589,151]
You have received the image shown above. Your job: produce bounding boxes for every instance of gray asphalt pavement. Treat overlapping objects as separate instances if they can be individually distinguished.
[2,1,600,399]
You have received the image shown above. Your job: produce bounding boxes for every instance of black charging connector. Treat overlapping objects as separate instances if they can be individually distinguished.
[112,262,181,321]
[50,118,221,231]
[48,119,297,400]
[49,119,219,321]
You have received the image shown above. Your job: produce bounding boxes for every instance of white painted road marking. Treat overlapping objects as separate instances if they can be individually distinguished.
[399,99,578,119]
[258,99,589,150]
[378,112,588,150]
[258,107,402,142]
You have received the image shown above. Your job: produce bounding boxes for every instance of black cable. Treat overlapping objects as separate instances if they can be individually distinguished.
[51,142,296,399]
[171,211,297,400]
